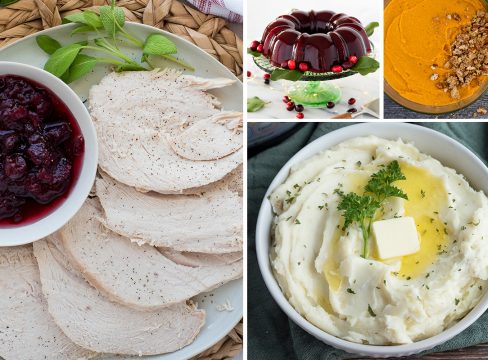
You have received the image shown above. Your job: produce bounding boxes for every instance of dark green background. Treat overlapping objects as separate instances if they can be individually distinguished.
[247,122,488,360]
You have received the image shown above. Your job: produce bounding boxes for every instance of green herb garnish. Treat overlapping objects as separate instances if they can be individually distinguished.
[36,0,193,83]
[455,298,460,306]
[337,160,408,258]
[367,304,376,317]
[247,96,270,112]
[364,22,379,37]
[346,288,356,294]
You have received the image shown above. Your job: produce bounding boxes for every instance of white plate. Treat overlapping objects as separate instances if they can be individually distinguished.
[0,23,243,360]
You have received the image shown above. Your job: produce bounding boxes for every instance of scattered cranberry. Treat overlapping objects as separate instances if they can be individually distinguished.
[348,108,358,113]
[247,71,251,77]
[296,112,304,119]
[348,98,356,105]
[264,78,270,85]
[287,60,296,70]
[298,62,309,72]
[263,73,270,79]
[250,40,260,50]
[342,61,353,70]
[295,104,304,112]
[280,61,289,69]
[331,65,343,73]
[326,102,335,109]
[349,55,358,64]
[286,101,295,111]
[282,95,290,103]
[256,44,264,53]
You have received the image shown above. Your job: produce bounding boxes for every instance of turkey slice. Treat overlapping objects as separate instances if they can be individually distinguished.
[159,249,243,268]
[59,198,243,310]
[89,70,242,193]
[0,245,94,360]
[97,172,242,253]
[168,112,242,161]
[33,236,205,356]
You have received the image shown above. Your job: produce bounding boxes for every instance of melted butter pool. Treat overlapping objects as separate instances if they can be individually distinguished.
[395,163,448,278]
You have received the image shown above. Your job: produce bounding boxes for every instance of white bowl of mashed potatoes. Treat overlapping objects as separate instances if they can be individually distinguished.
[255,122,488,357]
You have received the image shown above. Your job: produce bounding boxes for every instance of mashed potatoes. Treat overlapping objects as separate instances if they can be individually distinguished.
[270,136,488,344]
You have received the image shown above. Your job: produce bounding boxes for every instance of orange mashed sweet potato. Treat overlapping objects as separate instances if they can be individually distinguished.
[385,0,487,106]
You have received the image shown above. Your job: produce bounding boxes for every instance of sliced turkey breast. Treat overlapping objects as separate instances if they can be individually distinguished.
[33,237,205,356]
[59,198,243,310]
[183,164,243,196]
[89,70,242,193]
[168,112,242,161]
[159,249,243,268]
[0,246,94,360]
[97,172,242,253]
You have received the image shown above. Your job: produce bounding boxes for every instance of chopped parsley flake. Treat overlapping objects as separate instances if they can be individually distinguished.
[346,288,356,294]
[367,304,376,317]
[455,298,460,306]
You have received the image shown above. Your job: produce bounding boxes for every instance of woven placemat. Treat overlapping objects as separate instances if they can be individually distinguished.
[0,0,242,78]
[0,1,243,359]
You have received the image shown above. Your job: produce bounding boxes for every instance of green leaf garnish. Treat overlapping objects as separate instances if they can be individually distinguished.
[44,43,83,77]
[365,22,379,37]
[368,304,376,317]
[346,288,356,294]
[143,34,177,56]
[99,5,125,39]
[247,48,262,57]
[64,54,97,83]
[247,96,269,112]
[36,35,61,55]
[37,1,192,83]
[352,56,380,76]
[0,0,18,6]
[364,161,408,201]
[337,160,407,258]
[270,68,303,81]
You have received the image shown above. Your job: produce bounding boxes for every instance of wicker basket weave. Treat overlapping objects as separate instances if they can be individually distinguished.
[0,1,243,359]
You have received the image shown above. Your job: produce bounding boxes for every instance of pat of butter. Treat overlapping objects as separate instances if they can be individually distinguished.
[372,217,420,259]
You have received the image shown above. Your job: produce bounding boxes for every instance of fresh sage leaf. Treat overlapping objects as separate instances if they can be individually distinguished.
[63,12,87,25]
[365,22,379,37]
[0,0,18,7]
[44,43,83,77]
[352,56,380,76]
[36,35,61,55]
[64,54,97,83]
[83,11,103,29]
[143,34,177,56]
[115,63,147,72]
[99,5,125,37]
[247,96,269,112]
[71,25,94,36]
[247,48,262,57]
[270,68,303,81]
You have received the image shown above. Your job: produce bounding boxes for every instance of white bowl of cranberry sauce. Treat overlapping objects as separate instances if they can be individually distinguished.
[0,62,97,246]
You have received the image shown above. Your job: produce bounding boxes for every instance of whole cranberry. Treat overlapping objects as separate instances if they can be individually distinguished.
[342,61,354,70]
[287,60,296,70]
[326,102,335,109]
[296,112,304,119]
[349,55,358,64]
[256,44,264,53]
[348,98,356,105]
[250,40,260,50]
[4,154,27,180]
[295,104,304,112]
[298,62,309,72]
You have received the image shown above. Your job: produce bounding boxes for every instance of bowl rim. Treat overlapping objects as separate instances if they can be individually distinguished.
[0,61,98,246]
[383,0,488,115]
[255,122,488,357]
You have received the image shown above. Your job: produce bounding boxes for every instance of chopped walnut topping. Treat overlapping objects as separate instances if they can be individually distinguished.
[477,107,488,115]
[436,10,487,99]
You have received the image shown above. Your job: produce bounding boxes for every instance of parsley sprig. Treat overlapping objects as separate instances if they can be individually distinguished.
[337,161,408,258]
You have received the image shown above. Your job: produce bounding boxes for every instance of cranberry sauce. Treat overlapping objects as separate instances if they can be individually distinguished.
[0,75,84,226]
